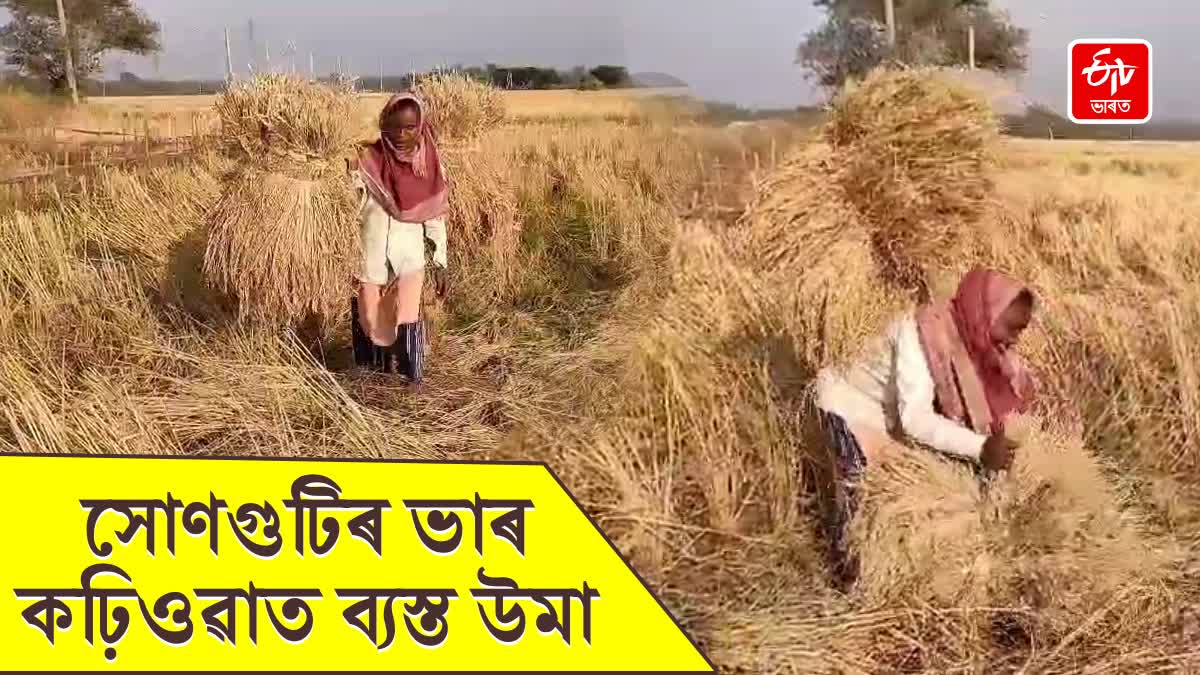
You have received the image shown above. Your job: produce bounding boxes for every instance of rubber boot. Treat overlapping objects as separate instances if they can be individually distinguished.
[395,321,424,383]
[350,298,376,368]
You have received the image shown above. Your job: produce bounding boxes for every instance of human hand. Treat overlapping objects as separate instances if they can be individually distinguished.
[430,265,449,299]
[980,433,1018,472]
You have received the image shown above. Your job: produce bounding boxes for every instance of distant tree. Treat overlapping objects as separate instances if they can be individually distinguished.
[0,0,161,93]
[798,0,1028,90]
[949,5,1028,72]
[577,74,603,91]
[563,65,589,87]
[118,70,139,82]
[589,65,630,87]
[796,16,890,89]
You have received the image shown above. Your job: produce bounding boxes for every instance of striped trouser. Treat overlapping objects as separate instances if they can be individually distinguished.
[399,320,425,382]
[350,297,426,382]
[819,410,867,583]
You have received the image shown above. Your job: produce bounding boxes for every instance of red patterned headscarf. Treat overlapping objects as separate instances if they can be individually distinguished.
[356,93,449,223]
[915,267,1037,434]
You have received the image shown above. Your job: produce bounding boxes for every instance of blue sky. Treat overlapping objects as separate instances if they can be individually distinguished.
[96,0,1200,119]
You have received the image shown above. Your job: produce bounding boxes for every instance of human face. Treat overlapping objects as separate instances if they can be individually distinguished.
[383,105,420,150]
[990,292,1033,351]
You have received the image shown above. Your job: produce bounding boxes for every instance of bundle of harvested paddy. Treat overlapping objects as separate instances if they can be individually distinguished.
[826,67,999,291]
[440,145,521,297]
[412,72,506,146]
[848,443,991,608]
[733,143,914,372]
[202,73,360,329]
[204,173,357,326]
[848,418,1177,664]
[213,73,362,163]
[982,423,1176,656]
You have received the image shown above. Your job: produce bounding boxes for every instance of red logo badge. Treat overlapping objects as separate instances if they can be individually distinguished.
[1068,39,1153,124]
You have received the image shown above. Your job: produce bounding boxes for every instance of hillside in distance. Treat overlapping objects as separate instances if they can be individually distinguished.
[631,72,689,89]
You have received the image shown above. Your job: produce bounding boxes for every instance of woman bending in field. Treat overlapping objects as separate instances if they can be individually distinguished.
[815,267,1037,588]
[350,92,450,382]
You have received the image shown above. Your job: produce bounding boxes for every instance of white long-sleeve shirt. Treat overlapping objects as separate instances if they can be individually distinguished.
[815,312,988,462]
[351,170,449,286]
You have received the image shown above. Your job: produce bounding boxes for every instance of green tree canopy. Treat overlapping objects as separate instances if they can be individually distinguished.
[798,0,1028,91]
[589,65,630,88]
[0,0,161,92]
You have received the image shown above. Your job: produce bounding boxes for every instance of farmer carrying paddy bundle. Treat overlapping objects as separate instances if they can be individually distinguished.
[350,92,451,382]
[815,267,1037,587]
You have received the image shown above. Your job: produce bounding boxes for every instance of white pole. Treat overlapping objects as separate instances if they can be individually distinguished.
[54,0,79,105]
[224,27,234,80]
[309,53,315,78]
[968,24,976,70]
[883,0,896,48]
[379,57,384,92]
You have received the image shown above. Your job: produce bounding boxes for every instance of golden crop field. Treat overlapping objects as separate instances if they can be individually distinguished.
[60,86,696,140]
[3,70,1200,673]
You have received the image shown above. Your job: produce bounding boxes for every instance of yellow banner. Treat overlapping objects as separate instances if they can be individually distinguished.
[0,454,713,672]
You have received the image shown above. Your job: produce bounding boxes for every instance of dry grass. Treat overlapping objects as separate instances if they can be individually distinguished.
[203,169,358,329]
[2,68,1200,674]
[203,75,361,330]
[827,67,999,292]
[62,87,692,143]
[0,88,63,132]
[212,72,363,164]
[411,72,506,144]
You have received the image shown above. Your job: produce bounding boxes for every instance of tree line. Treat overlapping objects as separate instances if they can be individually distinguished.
[0,1,646,98]
[5,0,1033,108]
[2,64,641,98]
[797,0,1029,91]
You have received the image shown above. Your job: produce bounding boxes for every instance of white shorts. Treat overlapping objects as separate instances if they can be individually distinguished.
[358,192,445,286]
[360,218,428,285]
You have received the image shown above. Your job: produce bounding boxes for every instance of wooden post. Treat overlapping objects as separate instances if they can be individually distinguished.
[883,0,896,48]
[968,24,976,70]
[224,27,234,80]
[54,0,80,105]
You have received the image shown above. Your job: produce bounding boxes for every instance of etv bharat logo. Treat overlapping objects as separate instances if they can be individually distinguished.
[1068,39,1153,124]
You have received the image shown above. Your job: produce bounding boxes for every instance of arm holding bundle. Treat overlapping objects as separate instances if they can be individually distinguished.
[894,318,1015,470]
[424,218,449,298]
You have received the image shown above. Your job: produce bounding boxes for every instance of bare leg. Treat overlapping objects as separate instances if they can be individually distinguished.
[390,270,424,325]
[357,283,389,345]
[360,272,419,347]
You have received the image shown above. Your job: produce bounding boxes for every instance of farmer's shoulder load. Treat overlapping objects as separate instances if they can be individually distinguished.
[827,67,999,291]
[202,73,361,330]
[412,72,506,146]
[213,72,362,166]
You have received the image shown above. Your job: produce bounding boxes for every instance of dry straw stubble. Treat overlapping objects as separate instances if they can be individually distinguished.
[724,66,1186,670]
